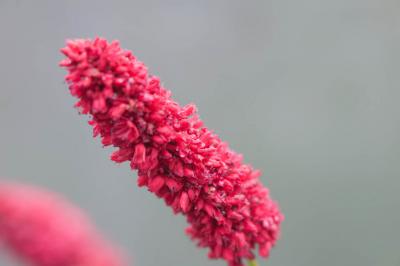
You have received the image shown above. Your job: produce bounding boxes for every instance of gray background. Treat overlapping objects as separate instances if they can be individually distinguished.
[0,1,399,266]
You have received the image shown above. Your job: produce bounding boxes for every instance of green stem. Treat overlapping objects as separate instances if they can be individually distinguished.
[248,260,258,266]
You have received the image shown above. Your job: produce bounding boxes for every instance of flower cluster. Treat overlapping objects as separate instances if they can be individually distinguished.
[60,38,283,266]
[0,182,127,266]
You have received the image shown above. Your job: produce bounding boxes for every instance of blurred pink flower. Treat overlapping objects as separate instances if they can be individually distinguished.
[60,38,283,266]
[0,181,127,266]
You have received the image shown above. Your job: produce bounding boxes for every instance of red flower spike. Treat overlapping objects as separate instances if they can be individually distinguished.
[60,38,283,266]
[0,181,127,266]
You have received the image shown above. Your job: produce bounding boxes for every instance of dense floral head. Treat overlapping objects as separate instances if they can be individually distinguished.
[60,37,283,266]
[0,181,127,266]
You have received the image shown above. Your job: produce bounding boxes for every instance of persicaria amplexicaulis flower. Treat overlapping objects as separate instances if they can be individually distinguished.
[0,181,127,266]
[60,38,283,266]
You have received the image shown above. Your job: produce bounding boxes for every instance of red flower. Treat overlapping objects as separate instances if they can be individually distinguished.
[60,38,283,266]
[0,181,127,266]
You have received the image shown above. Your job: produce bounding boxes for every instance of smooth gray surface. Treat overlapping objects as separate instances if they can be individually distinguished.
[0,1,399,265]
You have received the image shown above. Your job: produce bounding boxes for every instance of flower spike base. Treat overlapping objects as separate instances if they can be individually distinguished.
[248,259,259,266]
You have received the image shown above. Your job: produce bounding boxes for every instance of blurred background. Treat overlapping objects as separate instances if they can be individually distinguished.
[0,0,399,265]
